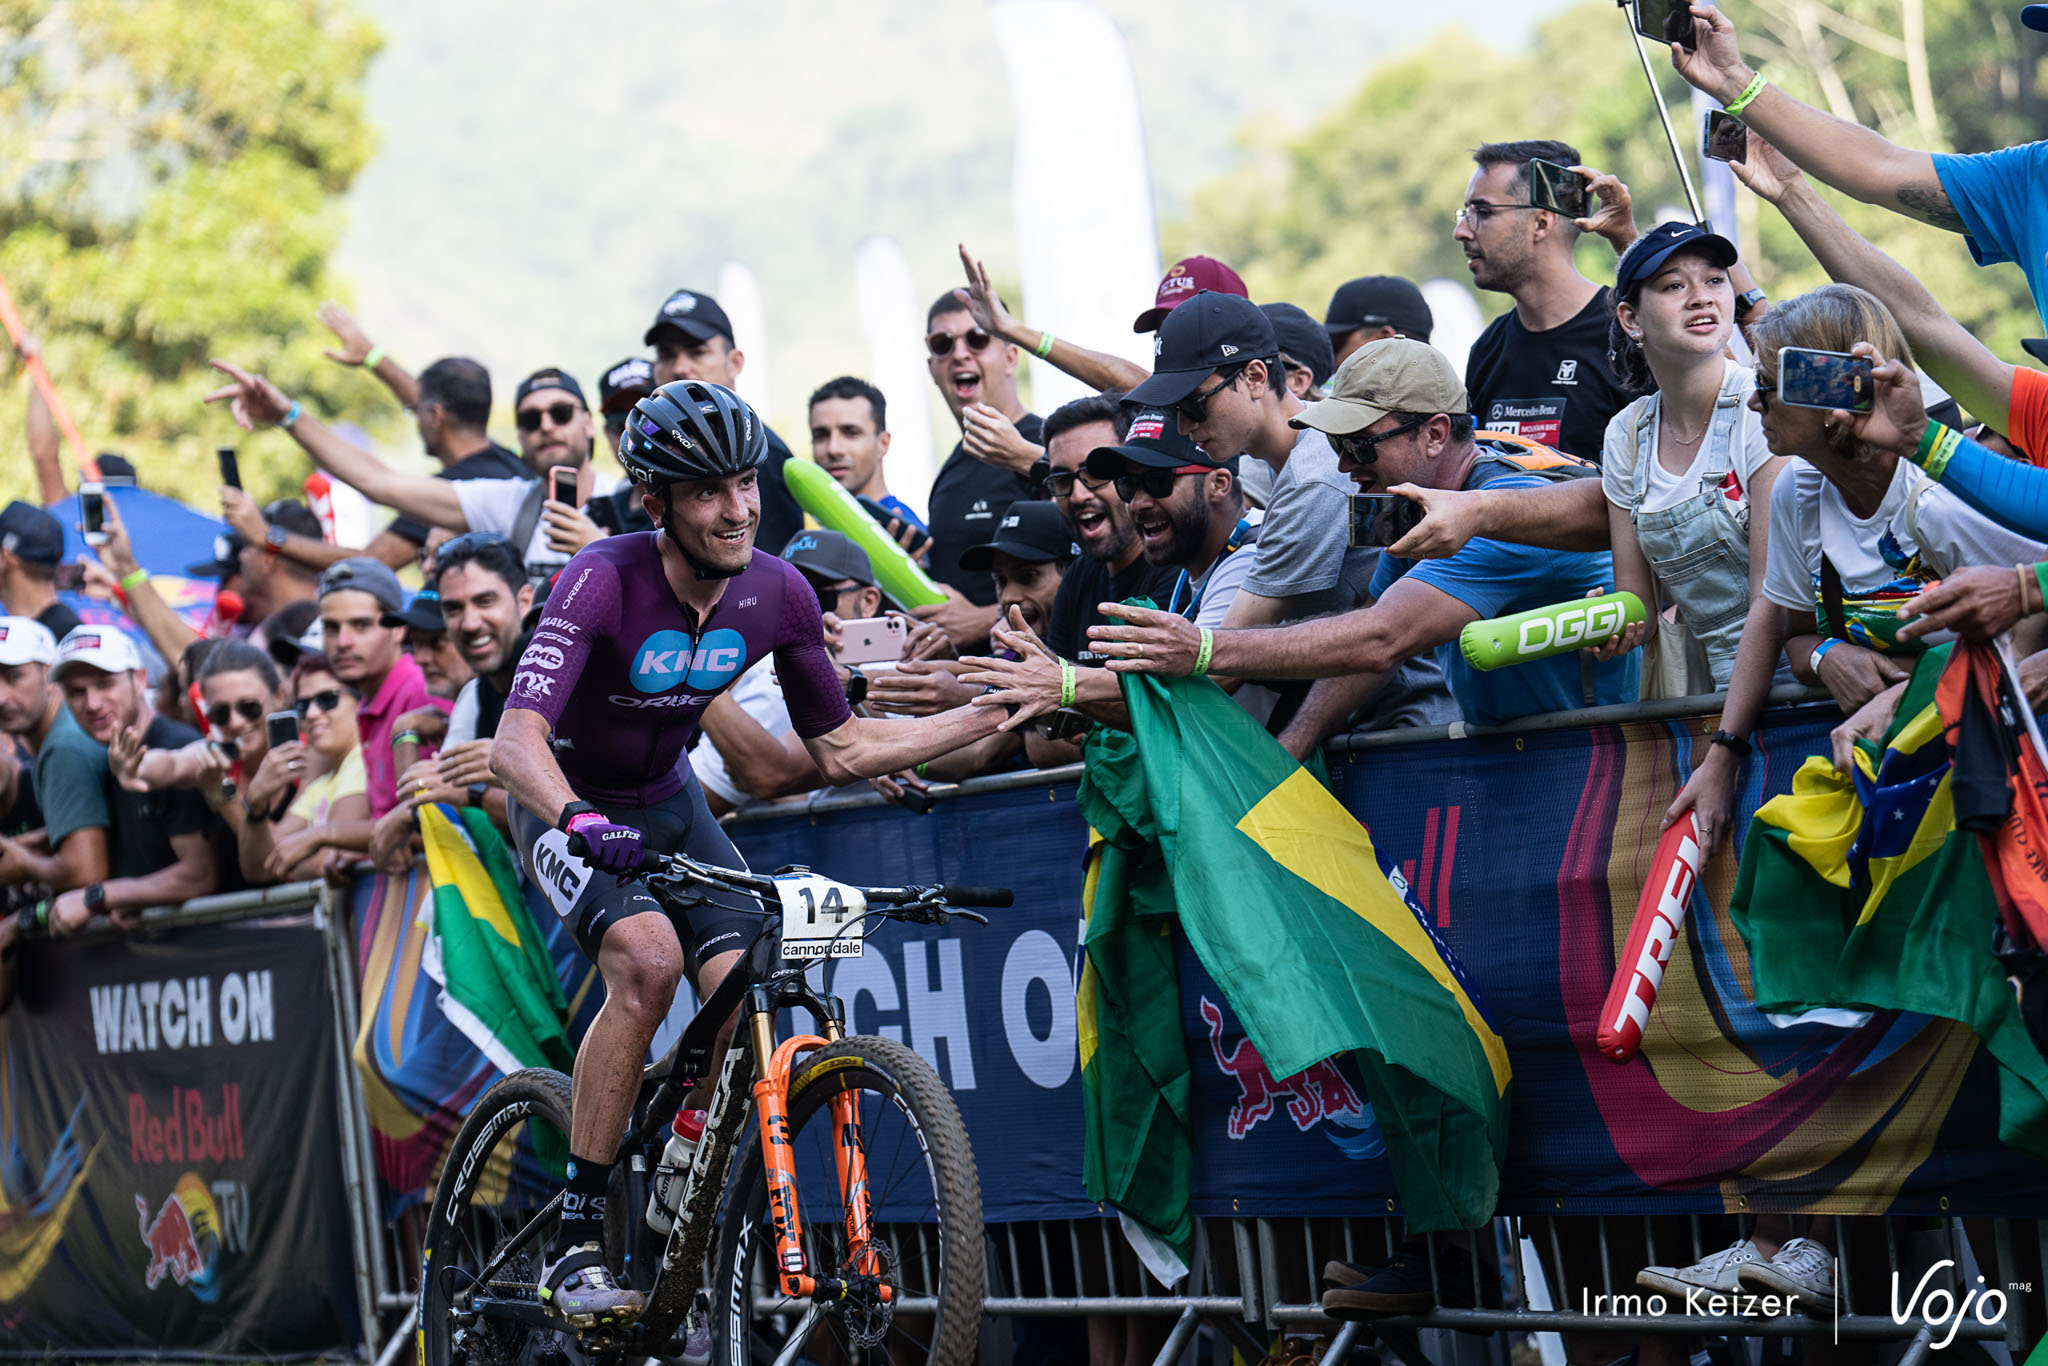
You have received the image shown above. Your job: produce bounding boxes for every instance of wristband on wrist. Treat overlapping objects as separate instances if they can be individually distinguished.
[914,761,930,778]
[119,567,149,593]
[1033,330,1056,360]
[1708,729,1752,758]
[392,730,422,749]
[1914,419,1963,478]
[1724,72,1768,117]
[1058,659,1076,708]
[1810,637,1841,675]
[2034,563,2048,619]
[280,400,303,429]
[1193,627,1216,676]
[556,800,598,833]
[362,346,386,370]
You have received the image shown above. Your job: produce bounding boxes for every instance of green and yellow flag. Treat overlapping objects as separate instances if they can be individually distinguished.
[416,804,574,1076]
[1077,674,1512,1274]
[1731,645,2048,1158]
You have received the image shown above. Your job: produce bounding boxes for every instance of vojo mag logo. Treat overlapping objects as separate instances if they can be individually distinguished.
[630,628,749,693]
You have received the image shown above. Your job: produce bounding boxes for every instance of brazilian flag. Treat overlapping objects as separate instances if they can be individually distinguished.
[1731,645,2048,1158]
[417,804,575,1076]
[1077,674,1512,1275]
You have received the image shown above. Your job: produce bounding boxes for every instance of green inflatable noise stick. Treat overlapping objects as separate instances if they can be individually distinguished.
[1458,590,1646,672]
[781,457,948,609]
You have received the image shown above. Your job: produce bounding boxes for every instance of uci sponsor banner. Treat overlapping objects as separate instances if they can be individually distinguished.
[730,703,2048,1222]
[0,916,359,1357]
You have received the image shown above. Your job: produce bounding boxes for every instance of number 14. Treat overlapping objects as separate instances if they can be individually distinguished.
[798,883,846,923]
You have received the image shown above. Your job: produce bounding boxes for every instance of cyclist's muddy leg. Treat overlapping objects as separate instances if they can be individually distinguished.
[574,913,686,1160]
[683,947,746,1110]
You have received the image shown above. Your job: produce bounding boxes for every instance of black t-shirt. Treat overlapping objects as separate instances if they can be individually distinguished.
[1463,287,1633,462]
[37,598,81,644]
[386,441,530,545]
[3,736,40,838]
[926,414,1046,605]
[474,676,507,741]
[108,716,214,880]
[1046,553,1181,667]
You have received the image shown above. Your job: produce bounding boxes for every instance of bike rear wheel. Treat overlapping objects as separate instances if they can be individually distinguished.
[420,1068,624,1366]
[710,1034,983,1366]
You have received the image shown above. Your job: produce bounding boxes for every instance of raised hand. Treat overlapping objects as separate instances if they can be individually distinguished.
[1087,602,1203,676]
[318,301,376,366]
[953,244,1017,342]
[1572,166,1638,254]
[204,359,294,430]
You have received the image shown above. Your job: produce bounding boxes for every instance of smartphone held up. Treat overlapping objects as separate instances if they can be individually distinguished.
[79,482,108,547]
[1776,348,1875,413]
[1527,159,1590,220]
[1702,110,1747,164]
[1633,0,1697,50]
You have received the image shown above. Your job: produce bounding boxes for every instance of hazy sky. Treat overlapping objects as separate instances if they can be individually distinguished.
[333,0,1581,450]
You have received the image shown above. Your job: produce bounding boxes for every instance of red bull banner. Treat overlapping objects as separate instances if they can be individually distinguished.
[729,702,2048,1221]
[0,916,359,1357]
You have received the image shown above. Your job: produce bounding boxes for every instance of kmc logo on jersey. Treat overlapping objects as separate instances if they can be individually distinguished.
[630,628,749,693]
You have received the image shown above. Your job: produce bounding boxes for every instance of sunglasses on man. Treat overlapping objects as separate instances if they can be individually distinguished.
[1113,465,1215,504]
[1174,364,1249,426]
[926,328,993,357]
[515,401,581,432]
[1331,415,1430,465]
[1042,469,1116,500]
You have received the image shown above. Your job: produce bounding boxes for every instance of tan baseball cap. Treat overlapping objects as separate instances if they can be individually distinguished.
[1291,337,1468,436]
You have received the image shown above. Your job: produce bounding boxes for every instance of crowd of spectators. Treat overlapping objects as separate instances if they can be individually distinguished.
[6,1,2048,1351]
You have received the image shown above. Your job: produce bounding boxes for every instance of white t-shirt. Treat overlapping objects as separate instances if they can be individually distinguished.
[1762,457,2047,631]
[453,470,626,572]
[690,659,789,810]
[1183,540,1256,630]
[447,679,482,746]
[1601,361,1774,516]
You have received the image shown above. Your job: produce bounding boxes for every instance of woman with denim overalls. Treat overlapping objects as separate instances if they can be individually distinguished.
[1589,221,1788,698]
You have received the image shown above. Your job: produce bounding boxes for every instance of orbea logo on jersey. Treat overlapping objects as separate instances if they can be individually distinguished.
[629,628,749,693]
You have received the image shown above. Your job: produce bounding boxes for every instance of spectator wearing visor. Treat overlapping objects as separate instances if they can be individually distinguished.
[0,500,80,643]
[1324,275,1436,370]
[645,289,804,557]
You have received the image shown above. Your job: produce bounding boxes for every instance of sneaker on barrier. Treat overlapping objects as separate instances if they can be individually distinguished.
[1636,1239,1766,1298]
[1322,1257,1388,1288]
[537,1243,645,1328]
[1322,1241,1491,1321]
[1736,1236,1836,1312]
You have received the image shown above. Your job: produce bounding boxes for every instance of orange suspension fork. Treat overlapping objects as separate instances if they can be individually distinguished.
[828,1086,880,1278]
[751,1019,827,1298]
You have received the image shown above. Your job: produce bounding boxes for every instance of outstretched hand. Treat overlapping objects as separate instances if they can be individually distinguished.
[1384,483,1477,560]
[958,606,1069,732]
[1671,3,1755,104]
[1572,166,1637,254]
[318,302,376,366]
[1725,130,1804,203]
[953,244,1017,342]
[204,360,294,430]
[1836,343,1927,459]
[1086,602,1202,676]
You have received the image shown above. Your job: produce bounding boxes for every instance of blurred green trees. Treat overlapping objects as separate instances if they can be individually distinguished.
[1,0,383,505]
[1172,0,2041,380]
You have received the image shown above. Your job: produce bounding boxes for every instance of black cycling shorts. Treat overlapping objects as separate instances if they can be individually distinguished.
[509,768,761,975]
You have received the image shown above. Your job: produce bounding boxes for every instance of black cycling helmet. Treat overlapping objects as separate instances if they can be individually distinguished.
[616,379,767,486]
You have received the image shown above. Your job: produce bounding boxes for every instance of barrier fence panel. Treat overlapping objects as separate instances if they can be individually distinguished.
[0,885,368,1360]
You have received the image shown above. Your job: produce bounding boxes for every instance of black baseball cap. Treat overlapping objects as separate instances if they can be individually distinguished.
[96,453,138,484]
[1126,292,1281,408]
[514,368,587,410]
[960,501,1076,572]
[598,357,655,415]
[1261,303,1337,387]
[2025,5,2048,31]
[1085,409,1233,479]
[1324,276,1434,344]
[781,530,874,588]
[1615,220,1739,298]
[384,588,447,633]
[184,532,246,580]
[645,289,735,347]
[265,499,324,542]
[0,501,64,565]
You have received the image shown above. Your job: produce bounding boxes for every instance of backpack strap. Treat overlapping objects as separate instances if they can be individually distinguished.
[508,479,548,573]
[1900,469,1953,579]
[1819,552,1850,642]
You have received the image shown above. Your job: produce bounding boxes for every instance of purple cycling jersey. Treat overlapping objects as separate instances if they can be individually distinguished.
[505,532,852,806]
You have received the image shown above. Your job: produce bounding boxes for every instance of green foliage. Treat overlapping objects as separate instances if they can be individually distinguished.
[1172,0,2041,390]
[0,0,383,506]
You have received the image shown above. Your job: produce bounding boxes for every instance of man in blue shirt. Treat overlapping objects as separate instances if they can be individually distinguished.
[1081,338,1638,739]
[808,376,928,534]
[1667,3,2048,331]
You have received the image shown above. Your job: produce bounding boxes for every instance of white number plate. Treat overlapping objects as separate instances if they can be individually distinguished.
[773,873,867,960]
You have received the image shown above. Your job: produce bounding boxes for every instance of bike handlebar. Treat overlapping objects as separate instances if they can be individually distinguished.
[938,885,1013,908]
[648,852,1013,913]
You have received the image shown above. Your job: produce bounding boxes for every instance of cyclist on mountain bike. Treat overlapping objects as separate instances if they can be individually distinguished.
[491,379,1007,1325]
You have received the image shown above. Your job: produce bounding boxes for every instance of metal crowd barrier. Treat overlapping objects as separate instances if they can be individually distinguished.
[71,682,2048,1366]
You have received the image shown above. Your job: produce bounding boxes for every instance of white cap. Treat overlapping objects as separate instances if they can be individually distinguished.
[0,616,57,667]
[52,624,144,681]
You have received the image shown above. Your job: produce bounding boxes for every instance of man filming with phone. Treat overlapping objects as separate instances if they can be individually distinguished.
[1458,140,1639,461]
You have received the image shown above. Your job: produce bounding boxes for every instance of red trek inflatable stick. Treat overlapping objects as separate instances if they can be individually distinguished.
[1596,809,1704,1062]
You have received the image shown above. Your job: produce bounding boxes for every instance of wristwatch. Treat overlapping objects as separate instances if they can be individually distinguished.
[1708,729,1752,757]
[83,882,106,917]
[265,523,290,559]
[1733,288,1768,322]
[466,783,489,809]
[844,665,868,708]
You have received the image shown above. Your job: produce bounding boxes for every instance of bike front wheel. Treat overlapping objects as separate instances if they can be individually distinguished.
[710,1034,984,1366]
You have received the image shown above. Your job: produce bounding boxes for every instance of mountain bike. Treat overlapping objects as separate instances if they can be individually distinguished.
[418,849,1012,1365]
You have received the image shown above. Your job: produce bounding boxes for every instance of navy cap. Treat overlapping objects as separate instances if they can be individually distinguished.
[1084,410,1232,479]
[185,532,247,580]
[1261,303,1338,388]
[2026,5,2048,30]
[514,368,586,411]
[598,357,655,415]
[1615,220,1740,298]
[0,500,64,565]
[1126,292,1280,407]
[645,289,735,347]
[960,500,1077,572]
[781,530,874,588]
[1323,276,1434,344]
[384,589,447,633]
